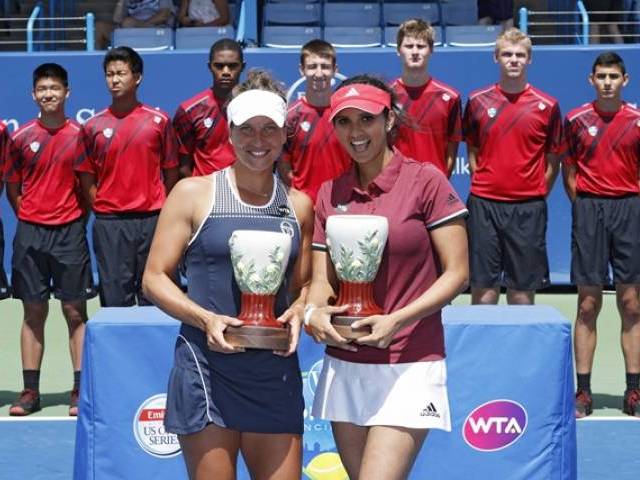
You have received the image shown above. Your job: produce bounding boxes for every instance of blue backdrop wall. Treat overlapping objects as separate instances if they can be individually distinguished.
[2,45,640,284]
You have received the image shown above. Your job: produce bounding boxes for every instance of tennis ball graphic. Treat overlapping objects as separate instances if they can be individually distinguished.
[303,452,349,480]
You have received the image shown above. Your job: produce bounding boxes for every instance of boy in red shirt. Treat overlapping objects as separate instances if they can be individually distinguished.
[563,52,640,418]
[5,64,93,416]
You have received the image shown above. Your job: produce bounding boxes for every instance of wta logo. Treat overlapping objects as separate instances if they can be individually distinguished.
[462,399,527,452]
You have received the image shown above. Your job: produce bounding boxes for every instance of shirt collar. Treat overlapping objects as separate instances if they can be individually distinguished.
[336,149,403,199]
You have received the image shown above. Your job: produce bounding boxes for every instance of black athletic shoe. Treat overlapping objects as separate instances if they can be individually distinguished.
[623,389,640,417]
[9,389,41,416]
[575,389,593,418]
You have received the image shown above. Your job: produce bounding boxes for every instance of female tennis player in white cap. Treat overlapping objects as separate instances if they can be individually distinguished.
[143,70,313,480]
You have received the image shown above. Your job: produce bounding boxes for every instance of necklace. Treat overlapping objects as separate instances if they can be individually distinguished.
[236,184,271,198]
[230,170,272,198]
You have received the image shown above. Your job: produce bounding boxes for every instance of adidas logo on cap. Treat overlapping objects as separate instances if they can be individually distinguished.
[344,87,360,97]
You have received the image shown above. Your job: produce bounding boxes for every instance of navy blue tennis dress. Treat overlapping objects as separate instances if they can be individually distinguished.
[164,168,304,435]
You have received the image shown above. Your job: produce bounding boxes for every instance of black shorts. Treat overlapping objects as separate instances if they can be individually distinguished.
[0,218,10,300]
[93,212,159,307]
[571,194,640,286]
[467,194,550,291]
[11,218,94,302]
[582,0,623,23]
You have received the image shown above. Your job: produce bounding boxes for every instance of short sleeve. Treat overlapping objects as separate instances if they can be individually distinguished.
[172,105,193,156]
[546,102,563,154]
[448,95,463,143]
[462,98,479,148]
[0,126,8,178]
[3,133,22,183]
[161,119,180,169]
[419,165,468,230]
[312,182,330,250]
[560,116,576,167]
[74,124,96,174]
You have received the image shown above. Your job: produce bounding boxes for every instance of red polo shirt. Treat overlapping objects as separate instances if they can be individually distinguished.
[283,97,351,203]
[463,83,562,201]
[4,119,84,225]
[313,150,468,364]
[76,103,179,214]
[563,101,640,196]
[173,88,235,176]
[390,77,462,176]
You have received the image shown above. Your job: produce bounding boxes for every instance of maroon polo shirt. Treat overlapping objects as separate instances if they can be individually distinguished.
[390,77,462,176]
[173,88,235,176]
[463,83,563,201]
[76,103,179,214]
[4,119,84,225]
[563,101,640,196]
[313,150,468,364]
[283,97,351,203]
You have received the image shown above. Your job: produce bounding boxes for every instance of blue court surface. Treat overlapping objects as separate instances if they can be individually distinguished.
[1,418,638,479]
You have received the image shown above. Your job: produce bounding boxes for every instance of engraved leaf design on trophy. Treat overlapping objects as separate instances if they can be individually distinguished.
[226,230,292,350]
[331,230,384,282]
[230,238,286,294]
[325,215,389,339]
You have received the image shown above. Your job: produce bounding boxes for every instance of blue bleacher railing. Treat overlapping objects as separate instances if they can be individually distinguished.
[519,7,528,34]
[576,0,589,45]
[86,12,95,51]
[27,3,43,53]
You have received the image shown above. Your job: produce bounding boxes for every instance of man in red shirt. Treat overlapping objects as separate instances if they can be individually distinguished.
[173,38,244,177]
[279,40,351,203]
[4,64,93,416]
[563,52,640,418]
[76,47,179,307]
[390,18,462,176]
[0,123,10,301]
[463,28,562,305]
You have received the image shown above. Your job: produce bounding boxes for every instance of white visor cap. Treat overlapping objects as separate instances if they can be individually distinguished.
[227,89,287,128]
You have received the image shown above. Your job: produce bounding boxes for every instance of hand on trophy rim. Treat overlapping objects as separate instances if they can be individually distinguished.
[273,306,302,357]
[352,314,401,350]
[205,313,246,354]
[308,305,358,352]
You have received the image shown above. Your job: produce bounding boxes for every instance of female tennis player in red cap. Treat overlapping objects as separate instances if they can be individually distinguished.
[305,75,469,479]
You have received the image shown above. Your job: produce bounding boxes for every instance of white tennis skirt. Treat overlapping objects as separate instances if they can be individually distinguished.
[311,355,451,431]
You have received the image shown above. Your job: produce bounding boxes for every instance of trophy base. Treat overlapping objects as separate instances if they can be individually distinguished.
[332,315,372,340]
[225,325,289,351]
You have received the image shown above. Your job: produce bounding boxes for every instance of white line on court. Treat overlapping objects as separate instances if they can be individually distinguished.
[0,416,77,422]
[578,416,640,422]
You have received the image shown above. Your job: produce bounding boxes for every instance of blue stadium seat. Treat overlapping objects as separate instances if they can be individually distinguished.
[174,26,236,49]
[383,2,440,26]
[261,26,322,48]
[384,24,443,47]
[323,3,381,27]
[112,28,173,51]
[445,25,499,46]
[441,0,478,25]
[263,3,321,25]
[324,26,382,47]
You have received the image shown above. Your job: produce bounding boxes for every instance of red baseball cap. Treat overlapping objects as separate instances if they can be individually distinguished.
[329,83,392,121]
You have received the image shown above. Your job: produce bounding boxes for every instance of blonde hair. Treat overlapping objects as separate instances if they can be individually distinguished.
[495,28,532,57]
[231,69,286,102]
[397,18,435,51]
